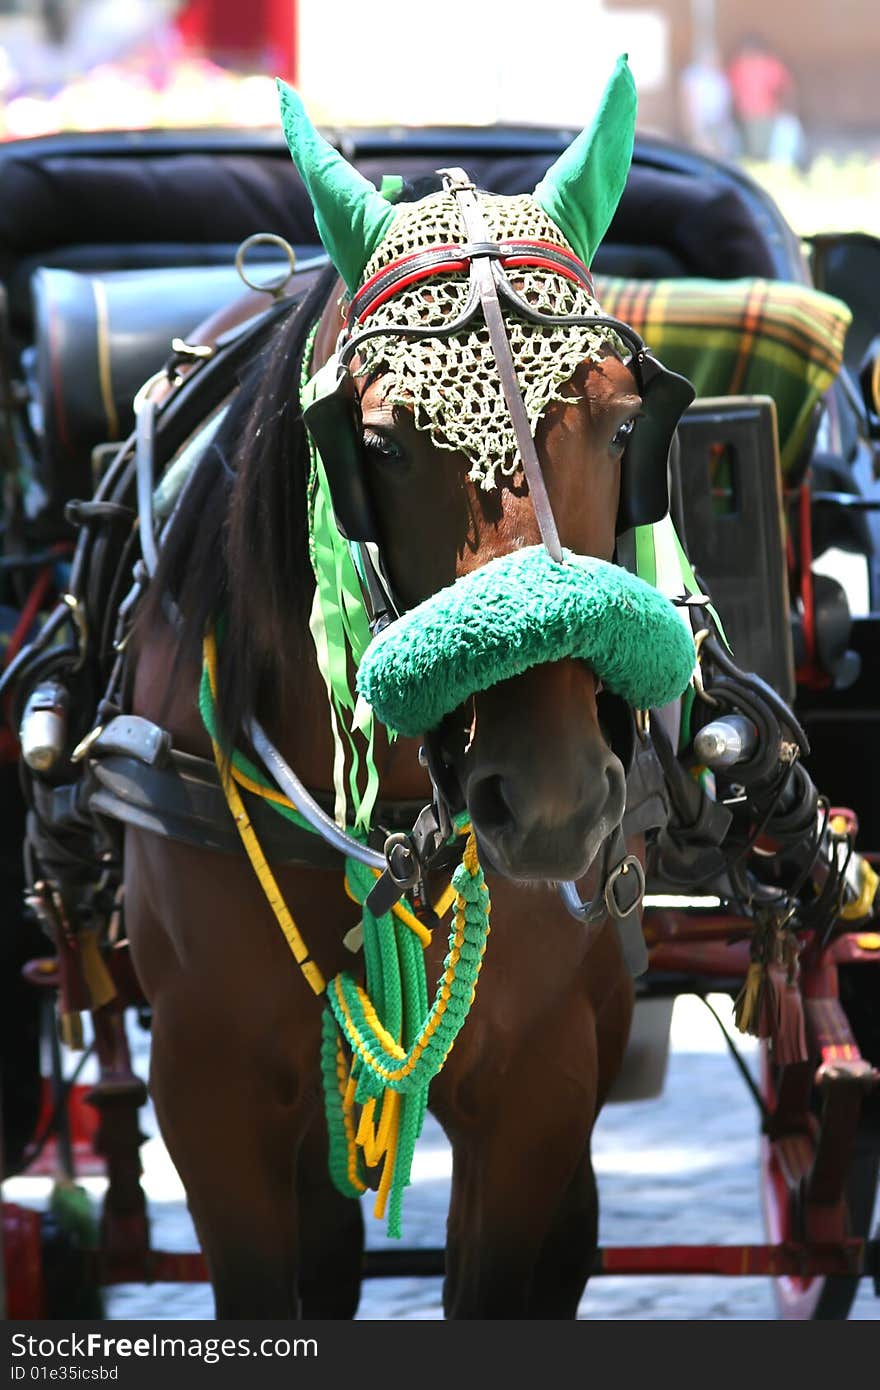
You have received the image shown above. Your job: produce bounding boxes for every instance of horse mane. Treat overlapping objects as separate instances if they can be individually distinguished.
[147,262,339,748]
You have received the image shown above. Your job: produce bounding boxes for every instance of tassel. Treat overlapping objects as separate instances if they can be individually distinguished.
[773,935,808,1064]
[78,928,117,1011]
[734,961,763,1036]
[773,976,808,1064]
[58,1010,84,1050]
[55,927,90,1053]
[757,962,782,1041]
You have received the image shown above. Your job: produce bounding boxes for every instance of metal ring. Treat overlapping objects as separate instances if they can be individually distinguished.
[234,233,297,299]
[383,832,420,888]
[603,855,646,921]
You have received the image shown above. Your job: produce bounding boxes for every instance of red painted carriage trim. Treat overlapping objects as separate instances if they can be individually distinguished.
[2,1204,46,1318]
[596,1240,867,1278]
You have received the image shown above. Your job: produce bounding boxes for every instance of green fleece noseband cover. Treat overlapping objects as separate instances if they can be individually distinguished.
[356,547,696,737]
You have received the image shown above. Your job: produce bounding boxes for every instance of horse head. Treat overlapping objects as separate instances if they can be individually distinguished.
[280,59,694,883]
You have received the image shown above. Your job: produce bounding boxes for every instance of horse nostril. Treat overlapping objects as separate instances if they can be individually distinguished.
[468,773,515,834]
[605,756,627,816]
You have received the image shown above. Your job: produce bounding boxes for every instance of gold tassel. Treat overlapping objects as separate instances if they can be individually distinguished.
[734,961,763,1036]
[77,928,118,1011]
[58,1010,84,1051]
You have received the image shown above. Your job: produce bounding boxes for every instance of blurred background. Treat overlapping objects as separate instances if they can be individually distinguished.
[0,0,878,234]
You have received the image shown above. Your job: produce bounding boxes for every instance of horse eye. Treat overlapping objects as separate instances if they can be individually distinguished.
[363,429,404,464]
[610,417,638,453]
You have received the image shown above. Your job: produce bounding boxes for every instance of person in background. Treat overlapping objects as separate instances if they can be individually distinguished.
[727,34,805,165]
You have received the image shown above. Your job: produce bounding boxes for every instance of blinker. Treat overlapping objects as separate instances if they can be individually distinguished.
[617,352,695,533]
[302,357,379,543]
[303,341,696,547]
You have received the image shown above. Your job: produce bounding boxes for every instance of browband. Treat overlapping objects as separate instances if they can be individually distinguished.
[347,238,596,326]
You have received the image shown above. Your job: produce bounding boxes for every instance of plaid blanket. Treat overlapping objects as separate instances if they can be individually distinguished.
[593,276,852,473]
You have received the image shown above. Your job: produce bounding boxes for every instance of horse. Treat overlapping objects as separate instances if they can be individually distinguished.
[121,57,695,1318]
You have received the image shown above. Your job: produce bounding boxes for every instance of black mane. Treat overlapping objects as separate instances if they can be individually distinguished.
[149,262,339,748]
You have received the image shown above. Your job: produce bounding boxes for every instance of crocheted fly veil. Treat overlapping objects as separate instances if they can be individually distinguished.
[352,191,626,492]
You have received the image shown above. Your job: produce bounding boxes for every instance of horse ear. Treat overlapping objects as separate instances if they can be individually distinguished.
[276,80,397,293]
[533,54,637,267]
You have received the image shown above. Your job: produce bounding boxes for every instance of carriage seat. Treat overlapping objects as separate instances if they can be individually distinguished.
[0,130,783,353]
[590,275,851,701]
[25,258,323,510]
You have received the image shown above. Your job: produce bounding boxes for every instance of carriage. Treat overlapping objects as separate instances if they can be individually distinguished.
[1,67,879,1321]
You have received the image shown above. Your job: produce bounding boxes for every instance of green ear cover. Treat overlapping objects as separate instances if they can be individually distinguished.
[276,80,397,292]
[533,54,637,266]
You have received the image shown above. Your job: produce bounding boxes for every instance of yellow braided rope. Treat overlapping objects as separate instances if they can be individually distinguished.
[203,631,325,996]
[329,833,487,1084]
[336,1037,366,1194]
[372,1090,401,1221]
[210,741,326,995]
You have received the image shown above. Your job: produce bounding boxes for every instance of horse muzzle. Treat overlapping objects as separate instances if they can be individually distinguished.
[356,544,694,880]
[464,728,628,883]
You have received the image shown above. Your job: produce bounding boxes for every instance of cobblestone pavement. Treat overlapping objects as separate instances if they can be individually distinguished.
[5,995,878,1320]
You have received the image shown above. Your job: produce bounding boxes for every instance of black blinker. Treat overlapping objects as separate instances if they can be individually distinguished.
[301,367,379,542]
[617,354,695,533]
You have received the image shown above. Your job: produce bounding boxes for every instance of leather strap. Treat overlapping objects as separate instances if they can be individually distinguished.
[347,238,594,324]
[440,169,563,562]
[135,394,159,577]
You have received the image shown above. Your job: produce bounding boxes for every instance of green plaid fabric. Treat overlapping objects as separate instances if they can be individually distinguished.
[593,276,852,473]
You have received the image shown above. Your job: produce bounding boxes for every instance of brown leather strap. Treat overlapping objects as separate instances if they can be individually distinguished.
[440,168,564,563]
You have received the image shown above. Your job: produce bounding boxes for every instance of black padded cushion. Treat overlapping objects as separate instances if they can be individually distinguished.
[0,142,778,342]
[355,155,777,282]
[0,153,318,338]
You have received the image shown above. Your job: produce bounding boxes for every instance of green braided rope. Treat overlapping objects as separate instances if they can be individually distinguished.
[316,844,489,1238]
[320,1010,364,1199]
[328,854,489,1095]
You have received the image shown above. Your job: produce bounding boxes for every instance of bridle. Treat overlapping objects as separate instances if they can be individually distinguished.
[304,166,695,631]
[299,170,695,957]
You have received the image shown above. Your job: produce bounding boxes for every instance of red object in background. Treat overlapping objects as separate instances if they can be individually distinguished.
[174,0,297,81]
[2,1205,46,1318]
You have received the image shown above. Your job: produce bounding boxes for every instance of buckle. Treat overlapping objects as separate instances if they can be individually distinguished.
[603,854,646,920]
